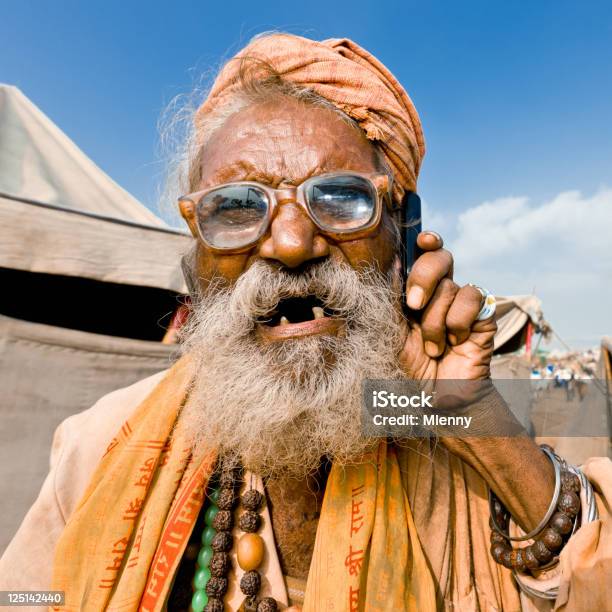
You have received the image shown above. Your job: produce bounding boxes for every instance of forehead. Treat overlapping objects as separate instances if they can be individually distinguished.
[199,98,381,188]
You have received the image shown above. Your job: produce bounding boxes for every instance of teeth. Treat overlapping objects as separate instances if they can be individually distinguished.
[280,316,290,326]
[312,306,325,320]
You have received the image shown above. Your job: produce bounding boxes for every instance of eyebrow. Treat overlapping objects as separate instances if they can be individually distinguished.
[206,160,279,186]
[207,161,316,188]
[204,149,339,187]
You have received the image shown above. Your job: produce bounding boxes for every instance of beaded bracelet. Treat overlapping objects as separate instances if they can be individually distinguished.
[488,445,581,573]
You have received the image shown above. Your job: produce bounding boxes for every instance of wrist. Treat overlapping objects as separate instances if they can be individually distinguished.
[489,446,582,575]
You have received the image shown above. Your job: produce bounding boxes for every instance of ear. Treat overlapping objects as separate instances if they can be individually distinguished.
[179,199,199,238]
[180,245,200,301]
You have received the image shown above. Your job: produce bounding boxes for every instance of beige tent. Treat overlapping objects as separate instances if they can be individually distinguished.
[0,85,191,552]
[0,84,189,292]
[494,295,546,353]
[489,294,546,380]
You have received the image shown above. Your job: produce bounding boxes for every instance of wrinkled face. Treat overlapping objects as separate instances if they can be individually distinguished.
[179,98,405,476]
[180,97,399,342]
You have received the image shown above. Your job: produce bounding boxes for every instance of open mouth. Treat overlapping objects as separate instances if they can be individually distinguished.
[259,295,334,326]
[256,295,345,340]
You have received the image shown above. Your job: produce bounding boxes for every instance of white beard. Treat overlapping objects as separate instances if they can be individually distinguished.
[179,258,406,479]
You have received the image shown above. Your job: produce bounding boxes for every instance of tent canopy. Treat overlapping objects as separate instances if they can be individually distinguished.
[493,294,546,353]
[0,84,190,293]
[0,84,163,224]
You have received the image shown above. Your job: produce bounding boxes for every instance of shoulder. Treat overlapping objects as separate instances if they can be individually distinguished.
[59,368,170,442]
[0,369,172,590]
[54,369,170,521]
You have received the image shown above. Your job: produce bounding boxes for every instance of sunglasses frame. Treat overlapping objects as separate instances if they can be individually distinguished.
[178,171,393,253]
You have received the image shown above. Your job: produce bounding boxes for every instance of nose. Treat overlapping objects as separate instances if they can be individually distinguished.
[259,202,330,268]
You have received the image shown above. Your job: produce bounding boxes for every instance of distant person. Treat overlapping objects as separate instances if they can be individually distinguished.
[567,372,575,401]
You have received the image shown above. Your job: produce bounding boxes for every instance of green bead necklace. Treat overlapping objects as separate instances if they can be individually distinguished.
[190,486,220,612]
[190,468,278,612]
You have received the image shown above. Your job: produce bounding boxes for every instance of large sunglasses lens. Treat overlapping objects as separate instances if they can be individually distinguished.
[197,185,268,249]
[306,175,376,232]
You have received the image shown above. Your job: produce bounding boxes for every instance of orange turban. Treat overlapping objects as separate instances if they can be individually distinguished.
[196,33,425,200]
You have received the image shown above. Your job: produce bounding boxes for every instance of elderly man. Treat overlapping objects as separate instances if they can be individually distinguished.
[1,34,610,612]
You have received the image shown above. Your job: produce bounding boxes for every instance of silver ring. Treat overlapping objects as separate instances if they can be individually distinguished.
[469,284,496,321]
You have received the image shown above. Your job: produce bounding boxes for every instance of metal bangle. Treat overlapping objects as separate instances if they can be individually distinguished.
[570,464,599,523]
[488,445,562,542]
[513,464,598,602]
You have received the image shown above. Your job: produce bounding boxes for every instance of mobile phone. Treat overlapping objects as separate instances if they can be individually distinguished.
[400,191,422,314]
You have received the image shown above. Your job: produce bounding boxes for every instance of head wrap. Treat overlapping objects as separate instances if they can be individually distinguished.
[196,33,425,201]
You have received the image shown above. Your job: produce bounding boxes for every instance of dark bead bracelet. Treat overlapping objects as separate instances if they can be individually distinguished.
[488,446,581,573]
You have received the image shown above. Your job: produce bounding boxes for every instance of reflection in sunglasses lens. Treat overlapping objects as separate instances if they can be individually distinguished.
[307,176,375,231]
[198,186,268,249]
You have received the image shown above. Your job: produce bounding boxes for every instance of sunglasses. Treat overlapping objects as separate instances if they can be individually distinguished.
[178,171,393,252]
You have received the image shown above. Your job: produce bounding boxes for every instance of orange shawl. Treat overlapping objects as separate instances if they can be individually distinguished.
[51,357,436,611]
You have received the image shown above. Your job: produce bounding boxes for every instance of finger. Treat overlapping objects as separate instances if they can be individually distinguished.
[420,278,460,357]
[406,249,454,310]
[416,230,443,251]
[446,285,484,345]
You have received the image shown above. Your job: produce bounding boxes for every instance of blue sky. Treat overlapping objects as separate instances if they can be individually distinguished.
[2,0,611,348]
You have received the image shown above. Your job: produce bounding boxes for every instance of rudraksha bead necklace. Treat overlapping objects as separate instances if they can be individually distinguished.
[191,465,278,612]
